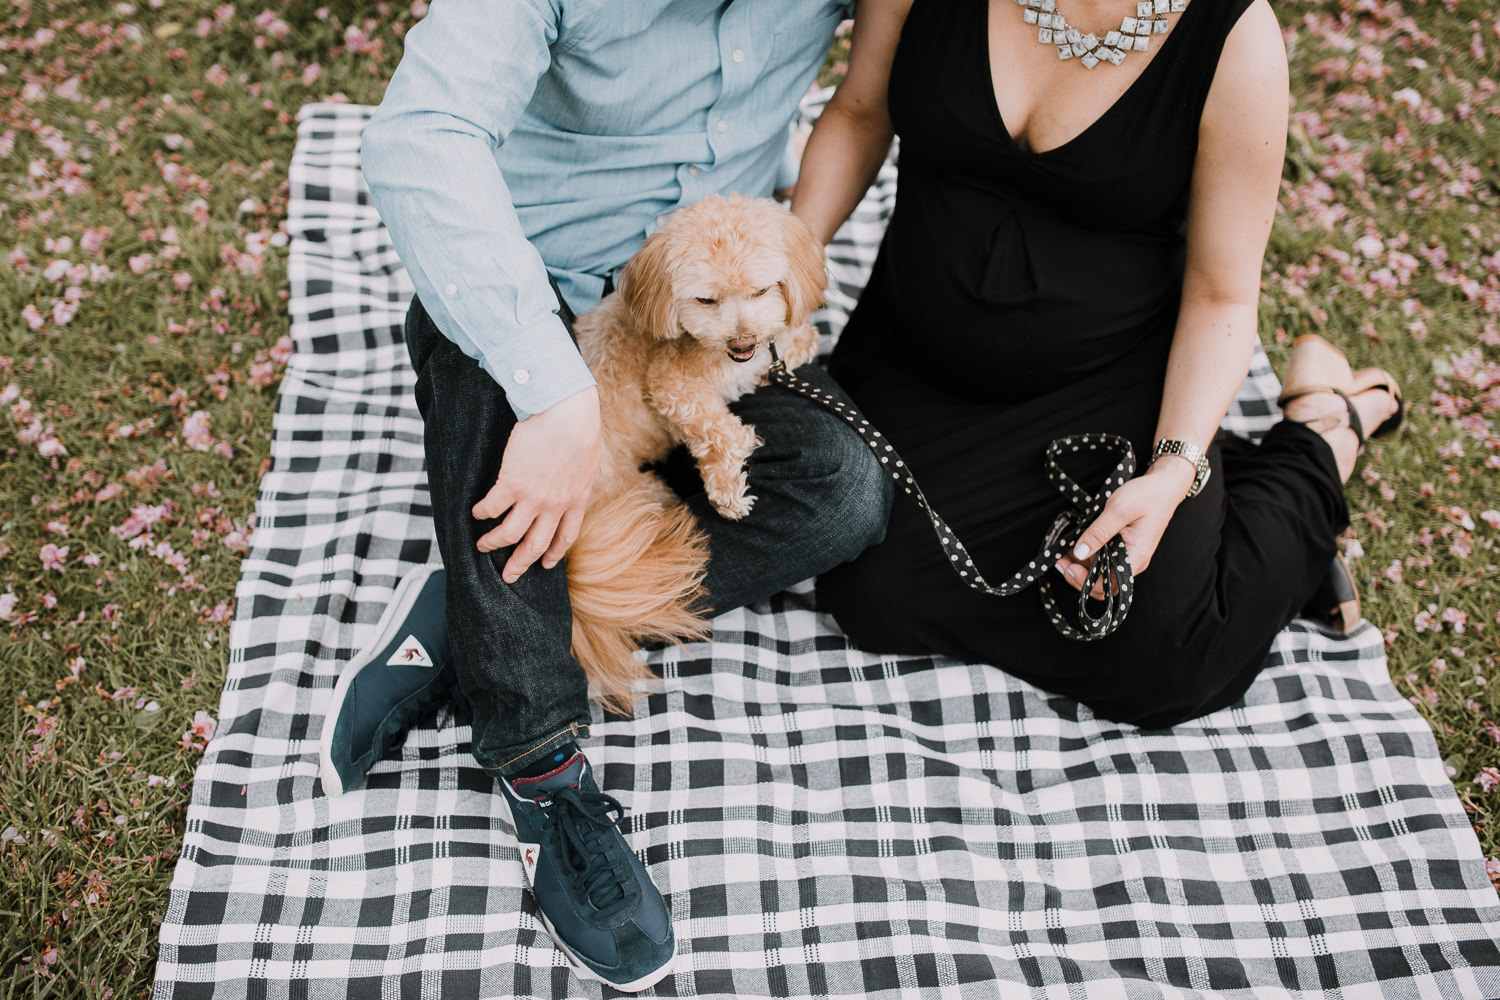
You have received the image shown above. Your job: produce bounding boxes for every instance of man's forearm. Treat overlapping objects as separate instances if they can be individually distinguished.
[361,0,595,419]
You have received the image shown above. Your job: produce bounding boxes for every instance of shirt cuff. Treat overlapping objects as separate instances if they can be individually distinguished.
[477,314,598,420]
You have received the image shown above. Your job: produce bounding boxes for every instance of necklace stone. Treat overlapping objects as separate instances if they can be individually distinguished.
[1016,0,1187,69]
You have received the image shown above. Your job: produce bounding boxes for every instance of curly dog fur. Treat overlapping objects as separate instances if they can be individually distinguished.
[566,194,827,713]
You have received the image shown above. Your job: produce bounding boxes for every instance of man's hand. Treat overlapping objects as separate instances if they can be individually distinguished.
[473,387,601,584]
[1053,458,1196,599]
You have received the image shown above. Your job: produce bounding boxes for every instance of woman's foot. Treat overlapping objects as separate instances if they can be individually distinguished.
[1277,335,1403,482]
[1281,386,1400,482]
[1301,553,1361,635]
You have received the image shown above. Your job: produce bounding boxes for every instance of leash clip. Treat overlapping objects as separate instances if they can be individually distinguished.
[767,340,786,375]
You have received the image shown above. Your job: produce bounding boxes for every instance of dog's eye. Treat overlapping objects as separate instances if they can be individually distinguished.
[694,296,717,306]
[750,286,772,298]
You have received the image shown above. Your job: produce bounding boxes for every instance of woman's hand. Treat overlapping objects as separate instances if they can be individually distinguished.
[1054,459,1196,599]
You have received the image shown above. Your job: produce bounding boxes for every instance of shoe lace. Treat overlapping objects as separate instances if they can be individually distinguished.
[545,786,631,917]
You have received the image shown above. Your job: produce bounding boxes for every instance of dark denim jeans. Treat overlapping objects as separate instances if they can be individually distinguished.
[405,293,891,776]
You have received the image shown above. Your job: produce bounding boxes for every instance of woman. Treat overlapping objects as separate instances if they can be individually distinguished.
[791,0,1402,726]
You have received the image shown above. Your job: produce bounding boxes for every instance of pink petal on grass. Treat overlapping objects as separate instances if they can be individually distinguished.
[181,410,213,451]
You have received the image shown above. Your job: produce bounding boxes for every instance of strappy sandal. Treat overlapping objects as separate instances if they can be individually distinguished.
[1276,336,1390,636]
[1277,334,1403,444]
[1349,366,1405,439]
[1300,553,1360,636]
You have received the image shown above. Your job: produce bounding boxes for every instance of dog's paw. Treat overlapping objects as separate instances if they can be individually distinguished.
[710,487,756,520]
[728,423,761,463]
[704,467,756,520]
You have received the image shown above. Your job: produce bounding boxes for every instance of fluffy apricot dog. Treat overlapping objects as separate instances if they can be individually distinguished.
[564,194,827,713]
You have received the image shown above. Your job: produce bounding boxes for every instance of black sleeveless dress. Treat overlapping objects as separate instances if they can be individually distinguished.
[818,0,1350,727]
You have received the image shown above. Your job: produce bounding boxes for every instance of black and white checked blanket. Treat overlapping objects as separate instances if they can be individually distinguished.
[153,100,1500,1000]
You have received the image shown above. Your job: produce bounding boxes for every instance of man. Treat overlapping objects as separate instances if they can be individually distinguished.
[320,1,891,992]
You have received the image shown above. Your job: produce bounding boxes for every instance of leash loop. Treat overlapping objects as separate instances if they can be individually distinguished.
[768,363,1135,640]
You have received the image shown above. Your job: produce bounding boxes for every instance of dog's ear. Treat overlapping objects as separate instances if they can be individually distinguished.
[777,210,828,329]
[619,229,681,340]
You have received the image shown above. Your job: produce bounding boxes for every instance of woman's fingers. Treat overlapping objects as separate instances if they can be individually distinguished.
[1055,488,1163,597]
[1069,501,1134,565]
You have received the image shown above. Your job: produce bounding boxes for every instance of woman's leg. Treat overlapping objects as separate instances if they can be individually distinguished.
[818,374,1390,728]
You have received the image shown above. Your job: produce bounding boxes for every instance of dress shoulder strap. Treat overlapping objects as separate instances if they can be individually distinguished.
[1160,0,1263,113]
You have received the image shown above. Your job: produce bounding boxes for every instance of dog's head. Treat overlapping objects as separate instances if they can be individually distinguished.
[618,194,826,363]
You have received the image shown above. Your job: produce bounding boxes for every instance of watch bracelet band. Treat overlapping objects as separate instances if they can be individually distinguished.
[1150,439,1210,498]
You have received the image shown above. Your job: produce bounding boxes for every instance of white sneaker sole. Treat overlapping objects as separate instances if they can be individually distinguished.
[496,786,678,993]
[318,565,440,797]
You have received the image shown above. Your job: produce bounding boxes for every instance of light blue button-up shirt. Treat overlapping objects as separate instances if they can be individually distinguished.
[362,0,852,418]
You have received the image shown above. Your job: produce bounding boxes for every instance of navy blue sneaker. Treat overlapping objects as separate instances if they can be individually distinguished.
[500,752,676,991]
[320,566,454,796]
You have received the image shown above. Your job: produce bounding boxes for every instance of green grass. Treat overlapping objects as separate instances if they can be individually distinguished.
[1,1,1497,995]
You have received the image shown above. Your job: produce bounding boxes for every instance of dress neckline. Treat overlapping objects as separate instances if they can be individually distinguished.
[981,0,1203,157]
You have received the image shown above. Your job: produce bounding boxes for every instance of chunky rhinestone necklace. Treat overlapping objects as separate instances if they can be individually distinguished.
[1017,0,1186,69]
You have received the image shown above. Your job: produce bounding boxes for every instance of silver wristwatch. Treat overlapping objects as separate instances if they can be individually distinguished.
[1151,439,1211,498]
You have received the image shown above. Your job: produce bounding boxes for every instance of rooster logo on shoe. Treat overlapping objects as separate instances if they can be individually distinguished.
[385,634,433,668]
[520,843,540,885]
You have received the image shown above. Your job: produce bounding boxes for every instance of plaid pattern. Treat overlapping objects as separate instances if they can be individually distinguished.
[153,100,1500,1000]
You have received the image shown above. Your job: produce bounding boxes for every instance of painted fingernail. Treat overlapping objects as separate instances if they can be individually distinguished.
[1072,542,1091,559]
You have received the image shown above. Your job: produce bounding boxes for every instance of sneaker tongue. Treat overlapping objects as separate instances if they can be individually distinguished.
[530,753,586,795]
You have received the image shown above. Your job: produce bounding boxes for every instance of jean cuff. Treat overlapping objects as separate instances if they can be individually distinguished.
[490,720,592,777]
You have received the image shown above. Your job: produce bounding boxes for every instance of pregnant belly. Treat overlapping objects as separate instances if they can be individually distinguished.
[874,199,1184,403]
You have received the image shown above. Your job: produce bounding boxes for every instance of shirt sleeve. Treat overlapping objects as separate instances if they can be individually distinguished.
[361,0,596,419]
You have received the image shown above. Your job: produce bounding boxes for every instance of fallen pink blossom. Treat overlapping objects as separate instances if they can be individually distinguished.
[182,410,213,450]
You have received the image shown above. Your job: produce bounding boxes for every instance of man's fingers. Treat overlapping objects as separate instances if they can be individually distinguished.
[541,508,584,570]
[477,502,536,554]
[502,511,562,584]
[472,480,517,522]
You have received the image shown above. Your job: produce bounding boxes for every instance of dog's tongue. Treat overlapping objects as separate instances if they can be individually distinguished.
[728,342,756,363]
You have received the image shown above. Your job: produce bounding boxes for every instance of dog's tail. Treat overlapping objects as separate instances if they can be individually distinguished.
[567,480,711,716]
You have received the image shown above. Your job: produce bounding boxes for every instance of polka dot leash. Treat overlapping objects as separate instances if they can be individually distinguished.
[768,346,1136,640]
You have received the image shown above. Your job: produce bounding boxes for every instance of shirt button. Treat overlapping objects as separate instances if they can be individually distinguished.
[444,282,458,296]
[688,165,700,177]
[732,49,745,62]
[655,215,666,227]
[716,120,728,133]
[512,369,530,385]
